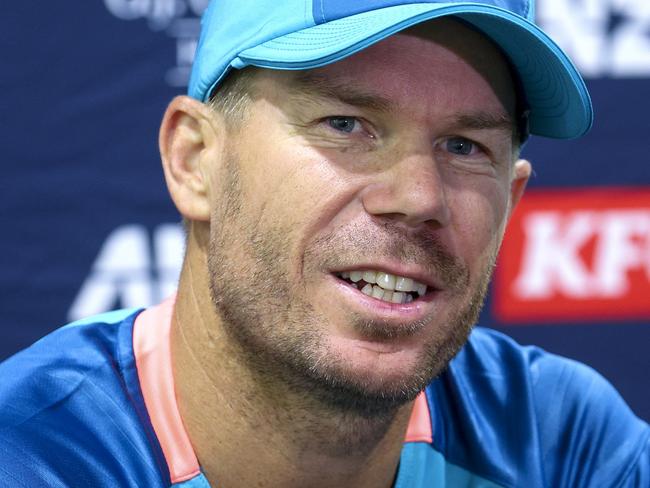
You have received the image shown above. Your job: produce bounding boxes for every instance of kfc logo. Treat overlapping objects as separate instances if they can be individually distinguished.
[494,188,650,322]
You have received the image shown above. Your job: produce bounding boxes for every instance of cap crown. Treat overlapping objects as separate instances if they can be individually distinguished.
[312,0,533,23]
[190,0,536,101]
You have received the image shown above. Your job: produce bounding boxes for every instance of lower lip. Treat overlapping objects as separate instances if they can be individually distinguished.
[329,275,436,319]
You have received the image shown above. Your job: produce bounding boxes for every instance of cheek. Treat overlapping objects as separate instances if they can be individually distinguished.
[231,101,367,234]
[449,181,511,264]
[233,131,364,260]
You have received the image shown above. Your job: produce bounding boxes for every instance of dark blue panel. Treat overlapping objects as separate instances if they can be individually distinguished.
[522,79,650,188]
[0,2,183,354]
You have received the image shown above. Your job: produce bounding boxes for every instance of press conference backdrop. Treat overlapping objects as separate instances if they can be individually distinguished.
[1,1,649,421]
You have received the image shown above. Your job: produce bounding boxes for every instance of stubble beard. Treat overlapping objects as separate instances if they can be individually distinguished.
[207,155,496,427]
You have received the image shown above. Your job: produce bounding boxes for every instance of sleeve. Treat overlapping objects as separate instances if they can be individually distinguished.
[530,353,650,488]
[0,313,168,488]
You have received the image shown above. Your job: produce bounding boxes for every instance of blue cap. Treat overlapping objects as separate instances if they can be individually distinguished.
[189,0,593,139]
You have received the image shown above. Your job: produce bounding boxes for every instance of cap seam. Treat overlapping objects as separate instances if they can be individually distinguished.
[317,0,324,23]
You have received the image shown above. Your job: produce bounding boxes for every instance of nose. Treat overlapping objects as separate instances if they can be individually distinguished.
[361,149,451,229]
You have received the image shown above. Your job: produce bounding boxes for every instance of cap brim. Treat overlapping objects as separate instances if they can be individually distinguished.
[235,3,592,139]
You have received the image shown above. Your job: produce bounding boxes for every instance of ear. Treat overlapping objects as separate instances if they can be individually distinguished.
[507,158,532,218]
[159,95,224,221]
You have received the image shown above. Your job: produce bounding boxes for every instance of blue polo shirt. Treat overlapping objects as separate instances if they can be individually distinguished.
[0,299,648,487]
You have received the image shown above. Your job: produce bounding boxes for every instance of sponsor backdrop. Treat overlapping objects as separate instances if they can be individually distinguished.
[1,1,649,420]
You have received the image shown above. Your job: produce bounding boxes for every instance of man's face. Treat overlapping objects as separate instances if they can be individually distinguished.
[205,19,528,414]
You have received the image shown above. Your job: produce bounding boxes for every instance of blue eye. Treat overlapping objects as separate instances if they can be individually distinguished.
[328,117,358,133]
[445,137,475,156]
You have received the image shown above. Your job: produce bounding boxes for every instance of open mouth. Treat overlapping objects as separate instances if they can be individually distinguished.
[334,270,429,305]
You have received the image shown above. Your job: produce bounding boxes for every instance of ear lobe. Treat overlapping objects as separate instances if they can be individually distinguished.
[507,158,532,218]
[159,95,220,221]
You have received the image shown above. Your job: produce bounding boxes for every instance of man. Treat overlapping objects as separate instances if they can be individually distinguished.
[1,0,648,486]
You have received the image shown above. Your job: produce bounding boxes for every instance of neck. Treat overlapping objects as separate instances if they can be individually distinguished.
[171,243,413,488]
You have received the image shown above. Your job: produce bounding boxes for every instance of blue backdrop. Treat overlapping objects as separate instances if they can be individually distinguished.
[1,1,648,421]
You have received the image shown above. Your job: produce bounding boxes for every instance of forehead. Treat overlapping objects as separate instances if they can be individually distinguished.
[266,18,517,120]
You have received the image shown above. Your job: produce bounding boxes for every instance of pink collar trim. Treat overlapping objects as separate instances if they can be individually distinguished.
[132,298,433,483]
[133,296,200,484]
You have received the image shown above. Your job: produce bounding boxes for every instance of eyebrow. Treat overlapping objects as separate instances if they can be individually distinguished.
[290,72,516,136]
[291,72,394,113]
[448,112,515,134]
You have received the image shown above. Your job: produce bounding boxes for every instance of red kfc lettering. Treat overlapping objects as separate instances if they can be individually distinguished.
[494,188,650,323]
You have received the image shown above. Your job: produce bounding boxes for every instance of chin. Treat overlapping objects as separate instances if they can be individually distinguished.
[332,337,427,380]
[296,340,438,417]
[305,367,426,418]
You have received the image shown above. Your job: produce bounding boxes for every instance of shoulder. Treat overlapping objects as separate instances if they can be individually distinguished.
[455,327,641,407]
[0,308,141,424]
[460,327,646,424]
[0,309,168,487]
[426,327,649,487]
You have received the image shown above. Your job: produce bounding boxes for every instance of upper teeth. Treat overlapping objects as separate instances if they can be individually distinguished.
[340,270,428,297]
